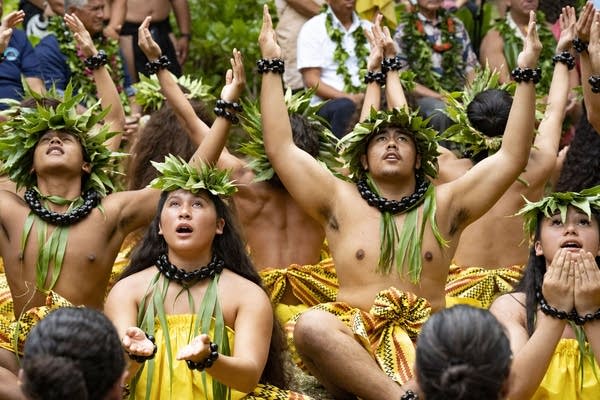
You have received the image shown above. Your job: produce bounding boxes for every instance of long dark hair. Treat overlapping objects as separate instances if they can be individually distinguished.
[514,212,600,336]
[119,190,289,387]
[21,307,125,400]
[416,305,511,400]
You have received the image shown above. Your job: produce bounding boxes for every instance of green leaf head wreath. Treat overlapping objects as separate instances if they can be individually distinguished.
[238,88,344,182]
[516,185,600,241]
[0,83,122,197]
[149,154,237,197]
[134,73,215,113]
[339,107,440,180]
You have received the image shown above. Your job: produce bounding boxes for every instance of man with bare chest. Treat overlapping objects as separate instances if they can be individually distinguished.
[259,6,541,399]
[119,0,190,80]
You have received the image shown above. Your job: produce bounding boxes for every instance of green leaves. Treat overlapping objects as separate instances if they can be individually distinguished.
[134,73,215,113]
[149,155,237,197]
[339,107,440,180]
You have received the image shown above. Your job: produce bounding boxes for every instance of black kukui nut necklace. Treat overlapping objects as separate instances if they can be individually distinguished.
[24,188,100,226]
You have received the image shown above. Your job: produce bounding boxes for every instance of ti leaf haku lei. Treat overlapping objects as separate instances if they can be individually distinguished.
[134,73,215,113]
[398,9,466,92]
[494,11,556,94]
[340,108,447,282]
[516,185,600,386]
[47,16,129,110]
[0,84,122,294]
[441,67,515,157]
[325,7,369,93]
[239,88,344,182]
[132,156,237,400]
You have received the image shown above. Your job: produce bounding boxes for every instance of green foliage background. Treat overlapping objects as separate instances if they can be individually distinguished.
[3,0,275,98]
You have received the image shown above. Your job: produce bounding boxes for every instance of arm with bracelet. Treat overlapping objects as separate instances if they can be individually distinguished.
[575,2,600,130]
[360,14,385,122]
[137,16,246,168]
[64,13,125,151]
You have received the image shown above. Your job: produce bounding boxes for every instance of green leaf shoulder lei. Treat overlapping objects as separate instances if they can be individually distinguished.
[239,88,344,183]
[47,17,129,110]
[398,9,467,92]
[493,11,556,94]
[325,8,369,94]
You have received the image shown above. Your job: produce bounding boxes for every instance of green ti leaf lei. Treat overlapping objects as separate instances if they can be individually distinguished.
[324,8,369,94]
[398,9,467,92]
[131,272,231,400]
[47,17,129,111]
[494,11,556,94]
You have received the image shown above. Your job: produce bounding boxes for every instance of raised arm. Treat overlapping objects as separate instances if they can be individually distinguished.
[444,11,540,227]
[137,17,245,169]
[583,5,600,131]
[381,26,408,111]
[260,5,339,224]
[360,14,384,121]
[526,6,576,180]
[65,13,125,151]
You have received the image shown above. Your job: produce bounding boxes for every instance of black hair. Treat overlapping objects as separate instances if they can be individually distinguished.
[21,307,125,400]
[416,305,512,400]
[555,111,600,192]
[514,210,600,336]
[466,89,513,162]
[119,190,289,387]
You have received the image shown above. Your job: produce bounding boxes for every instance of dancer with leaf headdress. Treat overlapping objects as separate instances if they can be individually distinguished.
[134,16,341,325]
[441,6,578,308]
[260,5,539,398]
[0,13,234,400]
[491,186,600,399]
[106,155,314,400]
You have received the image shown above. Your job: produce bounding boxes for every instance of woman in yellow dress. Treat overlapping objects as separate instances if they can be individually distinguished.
[490,187,600,400]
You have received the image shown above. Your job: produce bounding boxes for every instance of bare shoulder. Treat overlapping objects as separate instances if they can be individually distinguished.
[490,292,527,321]
[108,267,157,299]
[219,269,269,305]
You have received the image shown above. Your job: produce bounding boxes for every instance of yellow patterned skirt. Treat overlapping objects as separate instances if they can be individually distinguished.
[445,263,525,309]
[532,339,600,399]
[0,277,73,355]
[287,287,431,385]
[260,259,338,325]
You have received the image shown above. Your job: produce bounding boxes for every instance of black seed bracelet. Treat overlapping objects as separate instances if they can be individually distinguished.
[256,58,285,74]
[573,37,588,53]
[145,55,171,75]
[127,332,157,363]
[186,342,219,371]
[400,390,419,400]
[214,99,243,124]
[589,75,600,93]
[381,55,404,73]
[552,51,576,70]
[364,70,387,86]
[511,67,542,84]
[83,50,109,70]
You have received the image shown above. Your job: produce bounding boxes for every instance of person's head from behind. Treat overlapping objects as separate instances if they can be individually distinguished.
[20,307,125,400]
[467,88,512,139]
[415,305,512,400]
[65,0,105,34]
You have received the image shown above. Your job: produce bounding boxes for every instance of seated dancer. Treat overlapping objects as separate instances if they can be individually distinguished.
[412,305,512,400]
[439,6,577,308]
[105,156,312,399]
[19,307,126,400]
[491,186,600,399]
[259,6,539,399]
[135,16,339,325]
[0,14,233,400]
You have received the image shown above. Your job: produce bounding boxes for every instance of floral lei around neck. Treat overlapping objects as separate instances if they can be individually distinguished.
[494,11,556,94]
[399,9,466,92]
[324,8,369,94]
[48,17,129,110]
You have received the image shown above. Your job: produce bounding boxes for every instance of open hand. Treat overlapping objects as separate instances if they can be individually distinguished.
[542,248,575,312]
[574,249,600,315]
[176,333,212,363]
[121,327,156,358]
[138,16,162,61]
[64,13,97,58]
[220,48,246,102]
[556,6,577,52]
[0,10,25,53]
[517,11,542,69]
[258,5,281,59]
